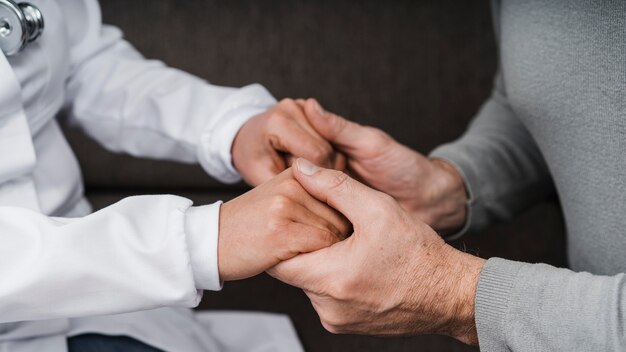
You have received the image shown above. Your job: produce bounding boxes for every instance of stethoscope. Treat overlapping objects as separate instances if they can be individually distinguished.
[0,0,43,56]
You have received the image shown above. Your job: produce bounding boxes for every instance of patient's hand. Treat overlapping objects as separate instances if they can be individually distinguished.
[232,98,346,186]
[269,160,483,344]
[218,168,351,281]
[300,99,468,235]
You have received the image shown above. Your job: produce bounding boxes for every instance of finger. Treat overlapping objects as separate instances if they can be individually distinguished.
[303,98,372,152]
[288,149,346,172]
[280,99,347,170]
[280,99,329,145]
[268,244,333,290]
[333,152,348,172]
[293,158,386,224]
[286,201,347,240]
[284,222,340,257]
[269,118,335,168]
[296,194,352,238]
[279,175,353,237]
[245,150,287,186]
[295,99,307,108]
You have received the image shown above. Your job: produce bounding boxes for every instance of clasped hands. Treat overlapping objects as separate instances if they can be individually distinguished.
[219,99,485,345]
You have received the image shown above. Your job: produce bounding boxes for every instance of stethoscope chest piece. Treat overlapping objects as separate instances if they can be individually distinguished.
[0,0,43,56]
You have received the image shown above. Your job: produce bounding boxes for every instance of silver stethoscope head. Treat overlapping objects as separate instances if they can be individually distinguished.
[0,0,43,57]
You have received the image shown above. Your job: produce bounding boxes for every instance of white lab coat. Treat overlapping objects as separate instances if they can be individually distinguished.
[0,0,303,350]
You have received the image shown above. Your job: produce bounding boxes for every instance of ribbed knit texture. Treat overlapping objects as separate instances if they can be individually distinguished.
[431,0,626,350]
[474,259,521,352]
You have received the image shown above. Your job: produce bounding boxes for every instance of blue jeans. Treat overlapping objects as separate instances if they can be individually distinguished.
[67,334,164,352]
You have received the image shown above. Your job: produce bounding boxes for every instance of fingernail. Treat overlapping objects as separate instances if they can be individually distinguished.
[297,158,320,176]
[315,101,326,117]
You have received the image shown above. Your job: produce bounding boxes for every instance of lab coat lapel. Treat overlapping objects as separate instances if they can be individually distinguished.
[0,52,40,210]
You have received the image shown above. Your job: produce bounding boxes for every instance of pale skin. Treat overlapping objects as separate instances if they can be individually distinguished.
[231,98,345,186]
[217,97,350,280]
[218,99,350,281]
[269,159,485,345]
[218,168,351,281]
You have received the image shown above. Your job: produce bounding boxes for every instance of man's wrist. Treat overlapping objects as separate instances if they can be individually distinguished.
[439,246,485,345]
[428,159,469,235]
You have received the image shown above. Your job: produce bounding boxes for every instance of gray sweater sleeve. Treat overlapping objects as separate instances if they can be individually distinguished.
[429,76,626,350]
[429,73,554,235]
[476,258,626,351]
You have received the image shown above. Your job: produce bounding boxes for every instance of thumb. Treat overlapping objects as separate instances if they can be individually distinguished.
[293,158,382,224]
[304,99,366,151]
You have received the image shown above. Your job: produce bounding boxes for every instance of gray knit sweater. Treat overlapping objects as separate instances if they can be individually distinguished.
[430,0,626,350]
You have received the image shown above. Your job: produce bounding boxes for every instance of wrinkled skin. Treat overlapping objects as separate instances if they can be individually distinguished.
[269,159,484,345]
[299,98,467,235]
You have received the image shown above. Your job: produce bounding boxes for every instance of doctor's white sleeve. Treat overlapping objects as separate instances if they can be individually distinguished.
[0,196,222,324]
[60,0,277,184]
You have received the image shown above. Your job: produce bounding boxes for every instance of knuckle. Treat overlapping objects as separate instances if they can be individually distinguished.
[279,98,295,106]
[279,178,303,197]
[327,171,351,193]
[269,111,289,124]
[367,193,398,219]
[269,194,292,215]
[311,144,333,163]
[365,127,393,149]
[366,126,390,141]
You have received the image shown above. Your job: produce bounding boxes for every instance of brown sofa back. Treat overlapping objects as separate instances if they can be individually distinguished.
[64,0,497,191]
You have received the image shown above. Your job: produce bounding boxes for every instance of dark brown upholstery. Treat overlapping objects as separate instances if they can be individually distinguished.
[65,1,566,350]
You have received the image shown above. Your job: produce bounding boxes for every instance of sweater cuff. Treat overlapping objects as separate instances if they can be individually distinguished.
[430,144,488,238]
[474,258,524,352]
[185,202,224,291]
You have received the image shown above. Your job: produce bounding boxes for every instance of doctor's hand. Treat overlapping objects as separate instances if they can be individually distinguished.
[300,99,467,235]
[218,168,350,281]
[231,98,346,186]
[269,159,485,345]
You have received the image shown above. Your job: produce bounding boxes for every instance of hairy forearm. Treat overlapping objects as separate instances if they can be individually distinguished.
[442,246,485,345]
[420,245,484,345]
